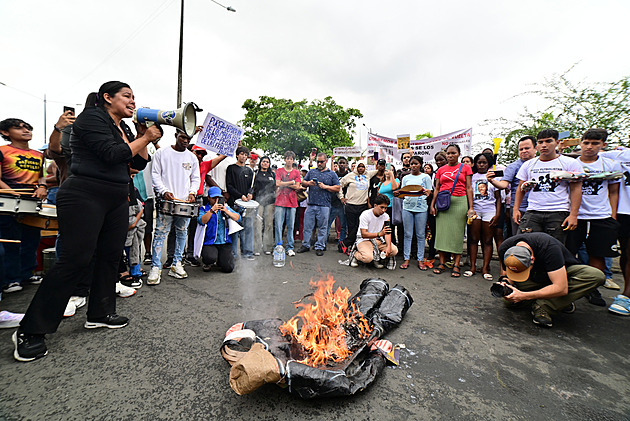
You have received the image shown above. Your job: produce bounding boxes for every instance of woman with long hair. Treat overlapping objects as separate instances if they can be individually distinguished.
[13,81,161,362]
[253,156,276,255]
[430,144,475,277]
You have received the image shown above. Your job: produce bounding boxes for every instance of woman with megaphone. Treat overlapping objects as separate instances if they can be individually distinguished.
[13,81,162,362]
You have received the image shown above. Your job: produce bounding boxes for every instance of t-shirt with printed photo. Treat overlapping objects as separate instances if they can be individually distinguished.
[576,156,621,219]
[472,172,496,214]
[516,155,583,212]
[601,149,630,215]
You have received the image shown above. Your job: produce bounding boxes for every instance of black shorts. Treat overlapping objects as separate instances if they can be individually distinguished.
[567,217,620,258]
[618,213,630,242]
[142,198,154,230]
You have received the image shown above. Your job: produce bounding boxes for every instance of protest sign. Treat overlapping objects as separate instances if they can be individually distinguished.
[397,134,410,150]
[367,133,402,167]
[196,112,244,157]
[409,128,472,164]
[333,146,362,157]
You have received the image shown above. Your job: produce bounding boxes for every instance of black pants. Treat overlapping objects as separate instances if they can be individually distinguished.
[427,213,437,258]
[201,243,234,273]
[21,176,129,335]
[344,203,368,248]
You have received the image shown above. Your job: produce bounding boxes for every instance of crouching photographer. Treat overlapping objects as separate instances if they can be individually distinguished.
[494,232,604,328]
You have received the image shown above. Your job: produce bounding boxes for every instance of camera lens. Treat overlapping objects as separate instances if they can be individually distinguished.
[490,282,512,298]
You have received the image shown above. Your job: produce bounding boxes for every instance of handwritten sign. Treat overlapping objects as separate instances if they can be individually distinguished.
[196,112,244,157]
[333,146,362,157]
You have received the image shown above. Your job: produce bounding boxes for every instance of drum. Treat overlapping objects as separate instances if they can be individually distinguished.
[0,193,41,215]
[17,204,58,229]
[157,199,200,218]
[42,247,56,275]
[234,199,259,217]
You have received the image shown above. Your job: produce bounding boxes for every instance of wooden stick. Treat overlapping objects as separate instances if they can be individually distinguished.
[0,239,21,243]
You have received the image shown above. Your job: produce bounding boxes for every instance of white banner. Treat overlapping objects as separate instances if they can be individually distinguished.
[409,128,472,164]
[367,133,403,167]
[196,112,244,157]
[333,146,362,157]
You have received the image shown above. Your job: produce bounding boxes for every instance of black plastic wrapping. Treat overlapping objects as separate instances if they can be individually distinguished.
[349,278,389,317]
[286,350,386,399]
[369,284,414,338]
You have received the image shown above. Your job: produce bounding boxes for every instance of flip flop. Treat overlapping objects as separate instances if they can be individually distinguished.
[451,266,461,278]
[483,273,494,281]
[433,264,446,274]
[418,261,428,271]
[400,261,410,270]
[463,270,476,277]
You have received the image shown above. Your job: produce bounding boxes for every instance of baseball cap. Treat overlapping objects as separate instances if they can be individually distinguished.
[207,186,223,198]
[503,245,533,282]
[377,159,386,165]
[192,145,207,155]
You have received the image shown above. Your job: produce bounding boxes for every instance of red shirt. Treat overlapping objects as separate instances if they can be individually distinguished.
[436,163,472,197]
[197,160,214,196]
[275,167,301,208]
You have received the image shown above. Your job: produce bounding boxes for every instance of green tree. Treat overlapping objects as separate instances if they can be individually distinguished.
[486,69,630,164]
[415,132,433,140]
[240,96,362,162]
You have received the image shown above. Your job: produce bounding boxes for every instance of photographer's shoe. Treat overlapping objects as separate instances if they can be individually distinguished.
[532,304,553,328]
[561,302,576,314]
[586,289,606,307]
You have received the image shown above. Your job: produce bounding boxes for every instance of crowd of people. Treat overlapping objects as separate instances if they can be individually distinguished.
[1,80,629,362]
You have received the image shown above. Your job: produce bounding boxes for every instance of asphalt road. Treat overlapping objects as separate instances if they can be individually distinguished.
[1,246,629,421]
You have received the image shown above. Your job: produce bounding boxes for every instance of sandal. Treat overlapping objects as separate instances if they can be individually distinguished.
[483,273,494,281]
[119,273,134,282]
[463,270,476,277]
[425,259,434,269]
[433,264,447,274]
[418,261,428,271]
[451,265,461,278]
[400,261,410,270]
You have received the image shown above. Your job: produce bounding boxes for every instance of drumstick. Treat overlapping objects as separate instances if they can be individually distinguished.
[0,189,34,193]
[0,239,21,243]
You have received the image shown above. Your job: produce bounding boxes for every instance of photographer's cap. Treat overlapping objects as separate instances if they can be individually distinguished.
[207,186,223,198]
[503,245,532,282]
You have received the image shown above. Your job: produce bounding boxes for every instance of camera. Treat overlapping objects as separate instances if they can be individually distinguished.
[218,197,225,206]
[490,282,513,298]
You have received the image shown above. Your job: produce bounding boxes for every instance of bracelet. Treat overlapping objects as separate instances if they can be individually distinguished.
[53,125,62,133]
[37,184,48,190]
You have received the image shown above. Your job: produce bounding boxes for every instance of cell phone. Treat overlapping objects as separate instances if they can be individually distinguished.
[218,197,225,205]
[312,148,317,154]
[384,220,391,228]
[63,106,75,115]
[312,177,318,185]
[385,163,392,170]
[493,170,504,177]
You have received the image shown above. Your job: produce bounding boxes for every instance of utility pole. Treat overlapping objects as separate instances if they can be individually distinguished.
[177,0,184,108]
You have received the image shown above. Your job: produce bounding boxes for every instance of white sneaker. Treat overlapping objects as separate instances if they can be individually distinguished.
[373,260,385,269]
[350,257,359,267]
[115,282,137,298]
[70,296,87,309]
[0,311,23,329]
[168,262,188,279]
[147,266,162,285]
[604,278,621,290]
[287,249,296,257]
[64,301,77,317]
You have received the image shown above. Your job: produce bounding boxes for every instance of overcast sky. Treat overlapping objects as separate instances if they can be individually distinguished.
[1,0,629,152]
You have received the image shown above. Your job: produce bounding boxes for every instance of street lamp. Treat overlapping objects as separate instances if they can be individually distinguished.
[177,0,236,107]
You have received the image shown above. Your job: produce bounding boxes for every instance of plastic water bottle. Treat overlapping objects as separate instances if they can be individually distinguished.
[273,243,285,267]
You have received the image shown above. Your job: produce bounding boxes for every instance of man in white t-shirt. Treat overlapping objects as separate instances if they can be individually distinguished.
[513,129,582,245]
[600,145,630,316]
[351,194,398,268]
[147,130,201,285]
[564,129,621,307]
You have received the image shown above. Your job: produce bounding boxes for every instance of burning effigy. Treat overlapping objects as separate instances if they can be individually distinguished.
[220,276,413,398]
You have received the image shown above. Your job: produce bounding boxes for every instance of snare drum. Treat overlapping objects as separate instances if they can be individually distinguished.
[17,204,58,229]
[234,199,260,217]
[157,199,200,218]
[0,193,41,215]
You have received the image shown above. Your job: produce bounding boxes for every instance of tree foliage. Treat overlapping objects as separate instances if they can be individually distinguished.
[415,132,433,140]
[486,68,630,164]
[239,96,363,161]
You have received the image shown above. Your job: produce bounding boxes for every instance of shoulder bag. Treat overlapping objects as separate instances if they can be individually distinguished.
[435,164,463,212]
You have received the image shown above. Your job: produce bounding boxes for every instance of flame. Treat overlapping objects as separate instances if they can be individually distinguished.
[279,275,372,367]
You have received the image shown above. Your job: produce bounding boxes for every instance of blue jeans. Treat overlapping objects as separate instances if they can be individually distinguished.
[402,209,428,261]
[151,214,190,267]
[302,205,330,251]
[327,204,347,242]
[231,215,254,258]
[274,206,296,251]
[47,187,59,205]
[0,215,40,287]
